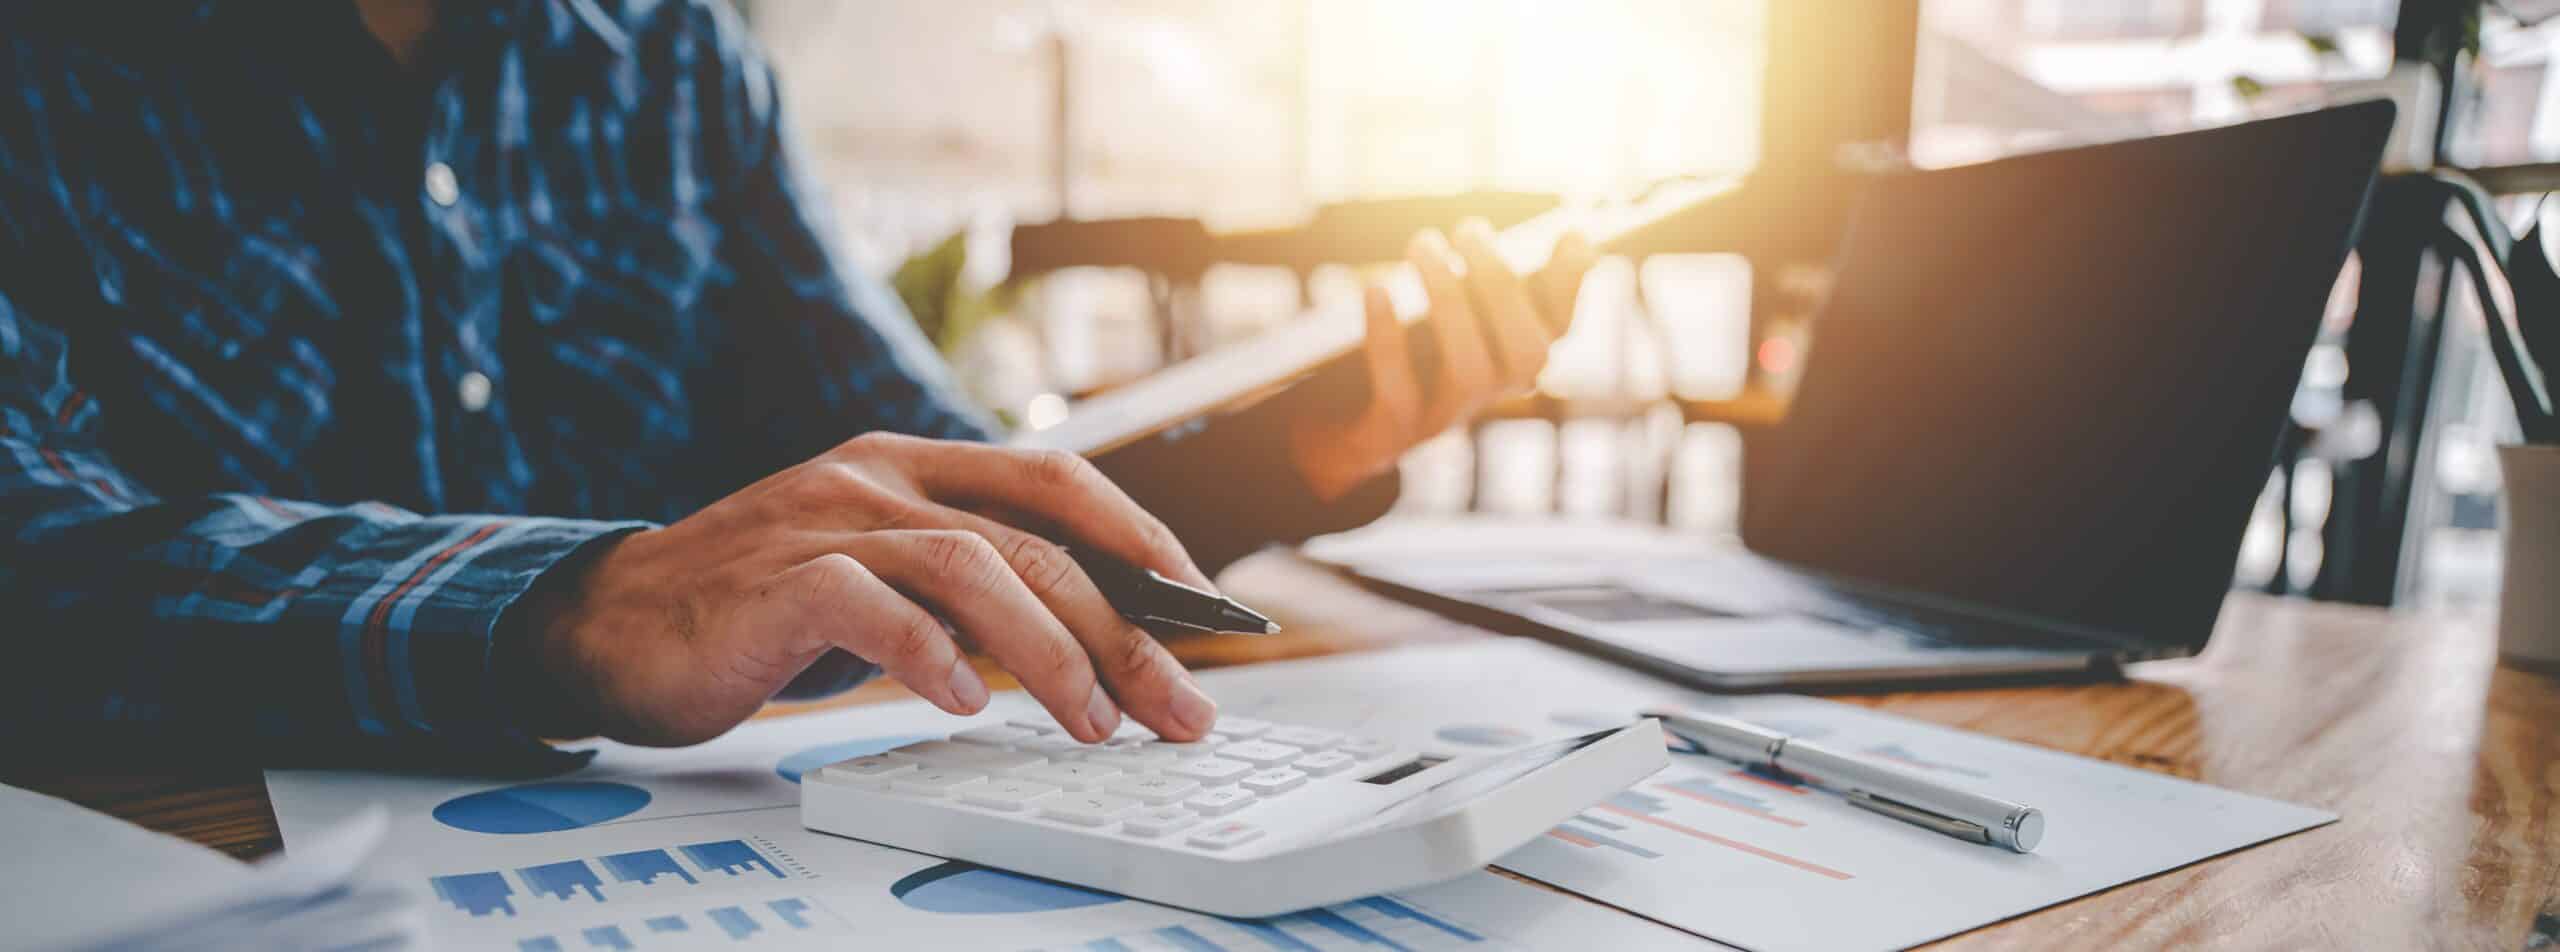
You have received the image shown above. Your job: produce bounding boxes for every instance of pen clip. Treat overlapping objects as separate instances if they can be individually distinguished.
[1845,790,1992,845]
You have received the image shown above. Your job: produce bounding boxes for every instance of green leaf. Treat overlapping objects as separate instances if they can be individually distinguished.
[2301,32,2341,56]
[2230,74,2267,100]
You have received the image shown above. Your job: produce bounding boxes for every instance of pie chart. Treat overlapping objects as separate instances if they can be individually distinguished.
[890,861,1123,915]
[432,781,652,834]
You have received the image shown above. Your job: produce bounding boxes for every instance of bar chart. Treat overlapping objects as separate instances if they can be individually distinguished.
[505,896,847,950]
[1537,773,1856,881]
[430,838,800,918]
[1027,895,1507,952]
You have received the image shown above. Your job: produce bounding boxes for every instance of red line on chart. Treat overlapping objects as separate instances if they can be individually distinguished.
[1594,803,1854,880]
[1727,769,1812,795]
[1654,783,1807,828]
[1548,829,1601,848]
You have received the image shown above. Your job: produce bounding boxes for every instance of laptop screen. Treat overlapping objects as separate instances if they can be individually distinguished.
[1744,103,2393,650]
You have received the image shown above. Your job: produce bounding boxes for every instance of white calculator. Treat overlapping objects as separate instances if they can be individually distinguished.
[801,715,1667,917]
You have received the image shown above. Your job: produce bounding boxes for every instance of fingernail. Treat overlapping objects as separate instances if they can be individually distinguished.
[947,662,989,712]
[1414,228,1449,253]
[1458,217,1495,243]
[1170,677,1219,737]
[1085,683,1122,739]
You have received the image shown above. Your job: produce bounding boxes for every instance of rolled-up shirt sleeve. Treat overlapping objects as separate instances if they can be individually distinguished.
[1,289,643,771]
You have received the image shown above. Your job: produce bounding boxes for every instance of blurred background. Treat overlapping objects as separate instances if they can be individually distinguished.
[736,0,2560,611]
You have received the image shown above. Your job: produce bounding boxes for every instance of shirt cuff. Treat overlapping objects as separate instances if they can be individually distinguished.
[287,515,652,773]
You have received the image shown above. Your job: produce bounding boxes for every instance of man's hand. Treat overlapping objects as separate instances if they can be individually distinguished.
[511,433,1222,747]
[1292,221,1597,500]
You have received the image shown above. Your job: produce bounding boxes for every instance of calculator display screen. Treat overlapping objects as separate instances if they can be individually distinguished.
[1357,756,1448,786]
[1340,728,1616,835]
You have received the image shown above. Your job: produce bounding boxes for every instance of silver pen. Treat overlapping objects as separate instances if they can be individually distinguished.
[1641,708,2045,853]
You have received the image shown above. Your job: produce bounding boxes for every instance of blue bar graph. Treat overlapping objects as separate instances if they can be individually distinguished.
[518,939,562,952]
[581,925,634,950]
[1607,790,1669,816]
[1354,897,1482,942]
[599,848,698,886]
[1573,812,1626,831]
[1229,919,1320,952]
[681,840,785,880]
[1046,896,1489,952]
[432,871,518,917]
[707,905,761,940]
[1298,908,1403,948]
[645,916,688,934]
[1663,776,1770,811]
[1154,926,1230,952]
[1554,819,1664,859]
[519,860,607,902]
[766,898,813,930]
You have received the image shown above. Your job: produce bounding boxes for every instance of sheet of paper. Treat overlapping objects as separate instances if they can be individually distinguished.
[267,637,2326,951]
[1,783,417,950]
[265,690,1703,951]
[1191,641,2336,952]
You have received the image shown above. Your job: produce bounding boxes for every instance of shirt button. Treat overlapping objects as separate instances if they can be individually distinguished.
[424,162,460,207]
[457,371,493,412]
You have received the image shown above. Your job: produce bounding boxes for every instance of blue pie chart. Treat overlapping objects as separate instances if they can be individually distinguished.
[432,781,652,834]
[775,734,936,784]
[890,861,1123,915]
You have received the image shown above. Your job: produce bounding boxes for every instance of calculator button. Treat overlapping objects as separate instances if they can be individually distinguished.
[1084,748,1180,771]
[952,725,1039,746]
[1335,736,1397,758]
[1105,724,1158,745]
[1216,740,1304,766]
[816,755,914,787]
[960,778,1062,811]
[1005,717,1066,733]
[1100,774,1201,804]
[1264,726,1341,748]
[1239,768,1306,795]
[1210,717,1271,738]
[891,768,988,797]
[1184,787,1257,816]
[1166,757,1254,783]
[1187,820,1265,850]
[1016,762,1122,790]
[1121,805,1201,837]
[1013,735,1096,756]
[1040,793,1141,826]
[1153,734,1231,756]
[1292,751,1358,776]
[887,740,1035,768]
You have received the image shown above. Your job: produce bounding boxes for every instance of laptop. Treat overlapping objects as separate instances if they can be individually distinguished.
[1305,101,2397,690]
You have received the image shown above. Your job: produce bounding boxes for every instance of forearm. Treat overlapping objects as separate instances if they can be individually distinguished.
[6,489,645,771]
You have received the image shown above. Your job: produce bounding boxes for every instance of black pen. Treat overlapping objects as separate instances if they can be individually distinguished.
[1067,547,1280,635]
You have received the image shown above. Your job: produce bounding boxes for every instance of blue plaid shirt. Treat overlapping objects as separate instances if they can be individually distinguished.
[1,1,1387,770]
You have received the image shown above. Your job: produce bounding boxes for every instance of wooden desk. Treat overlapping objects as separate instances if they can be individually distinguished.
[13,554,2558,949]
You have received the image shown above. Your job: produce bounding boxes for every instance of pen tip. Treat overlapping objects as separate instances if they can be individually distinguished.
[1264,622,1283,634]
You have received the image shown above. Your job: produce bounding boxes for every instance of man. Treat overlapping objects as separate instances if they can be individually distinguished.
[0,1,1589,772]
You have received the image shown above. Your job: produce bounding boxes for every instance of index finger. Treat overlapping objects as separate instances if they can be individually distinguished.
[886,440,1214,590]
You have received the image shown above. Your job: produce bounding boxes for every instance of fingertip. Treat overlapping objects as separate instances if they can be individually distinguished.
[1457,217,1495,244]
[1362,282,1396,320]
[946,660,990,713]
[1410,227,1450,258]
[1559,229,1593,263]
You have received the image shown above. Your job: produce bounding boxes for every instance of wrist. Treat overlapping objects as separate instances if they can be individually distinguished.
[493,530,636,739]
